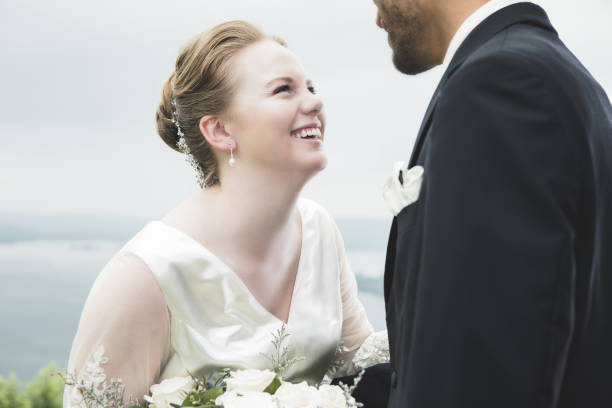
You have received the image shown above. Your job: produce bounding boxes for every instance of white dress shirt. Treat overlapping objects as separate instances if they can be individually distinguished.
[440,0,537,73]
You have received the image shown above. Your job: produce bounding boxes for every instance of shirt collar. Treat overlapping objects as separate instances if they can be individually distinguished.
[439,0,537,72]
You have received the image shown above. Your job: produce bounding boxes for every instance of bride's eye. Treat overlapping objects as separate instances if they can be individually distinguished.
[273,85,292,95]
[308,86,316,95]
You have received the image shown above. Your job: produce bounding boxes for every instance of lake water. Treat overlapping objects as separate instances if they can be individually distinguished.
[0,240,386,381]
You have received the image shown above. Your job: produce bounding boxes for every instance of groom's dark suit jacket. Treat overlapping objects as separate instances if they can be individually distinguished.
[385,3,612,407]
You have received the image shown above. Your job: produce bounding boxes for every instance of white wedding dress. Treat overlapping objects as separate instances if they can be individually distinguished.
[63,198,388,407]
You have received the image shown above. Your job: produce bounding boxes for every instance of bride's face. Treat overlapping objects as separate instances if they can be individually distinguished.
[224,40,327,177]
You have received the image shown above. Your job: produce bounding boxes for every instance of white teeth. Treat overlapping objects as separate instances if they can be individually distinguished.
[292,127,322,139]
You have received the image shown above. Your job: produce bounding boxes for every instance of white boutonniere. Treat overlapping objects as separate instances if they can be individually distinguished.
[382,162,424,216]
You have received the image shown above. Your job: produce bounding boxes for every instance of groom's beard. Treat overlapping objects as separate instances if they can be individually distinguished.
[385,4,439,75]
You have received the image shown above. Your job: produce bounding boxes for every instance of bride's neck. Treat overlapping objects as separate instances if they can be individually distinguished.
[192,165,308,255]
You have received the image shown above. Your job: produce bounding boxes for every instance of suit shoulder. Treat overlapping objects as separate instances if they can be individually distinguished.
[456,23,596,93]
[458,32,552,78]
[477,22,561,61]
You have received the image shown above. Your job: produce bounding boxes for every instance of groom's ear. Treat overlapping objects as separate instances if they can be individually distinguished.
[199,115,234,152]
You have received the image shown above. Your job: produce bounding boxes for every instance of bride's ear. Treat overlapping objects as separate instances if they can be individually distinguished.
[199,115,235,152]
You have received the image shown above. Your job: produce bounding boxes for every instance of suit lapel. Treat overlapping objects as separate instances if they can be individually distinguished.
[408,80,444,167]
[407,2,556,167]
[384,217,398,302]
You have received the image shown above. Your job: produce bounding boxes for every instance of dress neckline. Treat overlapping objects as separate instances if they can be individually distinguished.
[149,203,307,326]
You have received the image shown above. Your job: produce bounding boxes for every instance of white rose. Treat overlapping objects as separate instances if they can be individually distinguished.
[215,390,276,408]
[225,369,277,393]
[274,381,320,408]
[317,385,348,408]
[146,376,193,408]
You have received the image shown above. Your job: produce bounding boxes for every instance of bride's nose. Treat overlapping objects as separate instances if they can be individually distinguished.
[300,91,323,116]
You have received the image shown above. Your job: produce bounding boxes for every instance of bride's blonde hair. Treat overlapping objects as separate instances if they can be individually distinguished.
[156,21,286,187]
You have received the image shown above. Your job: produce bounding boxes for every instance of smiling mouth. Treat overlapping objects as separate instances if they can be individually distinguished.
[290,127,322,140]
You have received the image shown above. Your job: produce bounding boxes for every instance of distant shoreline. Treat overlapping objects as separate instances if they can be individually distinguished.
[0,212,392,251]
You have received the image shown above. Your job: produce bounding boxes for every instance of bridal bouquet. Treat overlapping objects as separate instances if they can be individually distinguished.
[64,326,363,408]
[141,325,362,408]
[143,368,362,408]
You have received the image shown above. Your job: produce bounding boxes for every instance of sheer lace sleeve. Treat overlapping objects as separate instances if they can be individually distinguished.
[63,252,171,407]
[328,223,389,377]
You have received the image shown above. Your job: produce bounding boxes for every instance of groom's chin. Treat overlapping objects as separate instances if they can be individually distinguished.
[392,50,438,75]
[390,36,440,75]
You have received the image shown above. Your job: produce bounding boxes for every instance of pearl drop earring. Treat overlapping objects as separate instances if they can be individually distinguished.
[229,147,236,167]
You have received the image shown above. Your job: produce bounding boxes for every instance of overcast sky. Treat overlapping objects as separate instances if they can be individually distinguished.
[1,0,610,219]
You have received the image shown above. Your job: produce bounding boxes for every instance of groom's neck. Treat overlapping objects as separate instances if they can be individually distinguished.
[433,0,489,61]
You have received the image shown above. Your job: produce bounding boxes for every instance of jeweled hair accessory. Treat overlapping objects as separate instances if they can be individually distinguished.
[171,99,206,188]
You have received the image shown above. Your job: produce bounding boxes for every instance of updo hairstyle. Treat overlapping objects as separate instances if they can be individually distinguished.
[156,21,286,187]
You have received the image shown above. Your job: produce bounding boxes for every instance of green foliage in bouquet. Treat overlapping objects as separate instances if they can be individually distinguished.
[173,370,230,408]
[261,376,281,395]
[0,363,64,408]
[170,368,281,408]
[260,324,304,379]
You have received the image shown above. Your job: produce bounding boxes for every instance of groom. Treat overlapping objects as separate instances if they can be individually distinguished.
[375,0,612,406]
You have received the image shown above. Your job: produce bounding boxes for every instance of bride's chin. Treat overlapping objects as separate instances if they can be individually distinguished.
[316,157,328,171]
[285,160,326,185]
[303,155,328,174]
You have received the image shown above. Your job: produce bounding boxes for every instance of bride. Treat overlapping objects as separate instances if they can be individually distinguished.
[64,20,387,406]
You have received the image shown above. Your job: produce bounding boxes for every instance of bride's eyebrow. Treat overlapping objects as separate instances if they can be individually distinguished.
[265,77,294,88]
[264,77,312,88]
